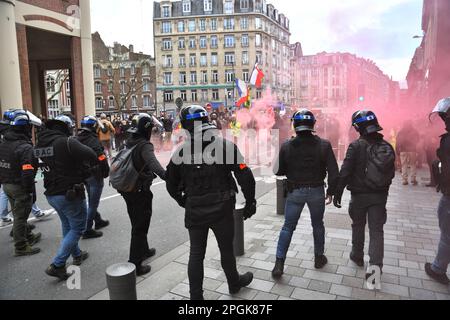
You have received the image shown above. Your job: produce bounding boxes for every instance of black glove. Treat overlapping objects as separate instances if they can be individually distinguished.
[243,200,257,221]
[333,193,342,209]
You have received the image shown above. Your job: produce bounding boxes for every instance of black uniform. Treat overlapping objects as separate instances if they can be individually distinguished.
[0,130,38,250]
[76,130,109,180]
[166,134,255,300]
[336,132,391,267]
[121,136,166,268]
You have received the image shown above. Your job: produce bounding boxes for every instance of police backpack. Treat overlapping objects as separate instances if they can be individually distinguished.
[360,139,396,190]
[109,142,147,193]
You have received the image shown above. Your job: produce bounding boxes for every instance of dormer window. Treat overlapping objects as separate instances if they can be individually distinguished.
[162,5,171,18]
[224,0,233,14]
[204,0,212,12]
[182,0,191,13]
[240,0,249,10]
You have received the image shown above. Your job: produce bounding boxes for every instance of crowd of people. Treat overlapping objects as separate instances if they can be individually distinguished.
[0,99,449,300]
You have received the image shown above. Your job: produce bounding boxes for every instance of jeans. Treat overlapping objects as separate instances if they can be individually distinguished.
[3,184,33,250]
[276,186,326,259]
[349,193,388,267]
[47,195,87,267]
[188,213,239,300]
[0,187,9,219]
[432,195,450,275]
[85,176,104,232]
[122,191,153,266]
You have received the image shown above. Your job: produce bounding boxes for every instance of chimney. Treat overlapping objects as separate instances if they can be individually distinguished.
[129,44,134,53]
[114,42,121,54]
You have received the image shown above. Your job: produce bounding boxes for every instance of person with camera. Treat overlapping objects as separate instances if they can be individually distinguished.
[36,115,97,280]
[76,116,110,240]
[166,105,256,300]
[0,110,41,257]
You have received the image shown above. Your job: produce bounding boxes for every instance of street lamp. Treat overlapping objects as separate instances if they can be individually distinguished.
[413,35,424,39]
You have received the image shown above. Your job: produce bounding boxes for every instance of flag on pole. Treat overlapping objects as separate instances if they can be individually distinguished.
[250,63,265,88]
[235,78,249,106]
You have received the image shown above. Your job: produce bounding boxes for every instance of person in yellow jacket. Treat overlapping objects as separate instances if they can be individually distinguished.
[97,113,115,160]
[229,114,241,145]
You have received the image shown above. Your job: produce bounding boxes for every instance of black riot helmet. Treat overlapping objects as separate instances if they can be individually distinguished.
[351,110,383,136]
[292,109,316,133]
[128,113,154,139]
[431,97,450,131]
[80,115,99,133]
[46,114,75,136]
[180,105,216,134]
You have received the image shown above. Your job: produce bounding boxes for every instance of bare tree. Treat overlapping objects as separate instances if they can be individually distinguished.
[46,70,70,104]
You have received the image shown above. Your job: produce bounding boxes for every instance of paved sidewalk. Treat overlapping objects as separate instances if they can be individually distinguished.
[90,170,450,300]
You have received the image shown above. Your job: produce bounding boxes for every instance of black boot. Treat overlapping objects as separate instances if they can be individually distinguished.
[229,272,254,294]
[272,258,285,279]
[94,213,110,230]
[82,229,103,240]
[350,252,364,267]
[142,248,156,262]
[425,263,450,285]
[314,255,328,269]
[45,264,70,281]
[136,264,152,276]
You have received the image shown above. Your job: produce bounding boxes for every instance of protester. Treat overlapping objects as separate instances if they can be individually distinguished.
[97,113,115,160]
[396,121,420,186]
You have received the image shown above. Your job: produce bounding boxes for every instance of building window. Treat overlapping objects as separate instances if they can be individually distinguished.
[212,89,219,100]
[109,96,115,108]
[162,6,171,18]
[143,95,151,107]
[224,18,234,30]
[190,72,197,84]
[201,71,208,83]
[200,53,207,67]
[200,19,206,31]
[178,21,185,32]
[179,72,187,85]
[201,89,208,101]
[225,70,234,83]
[241,34,249,47]
[210,36,218,48]
[243,70,249,82]
[164,91,173,102]
[95,81,102,93]
[224,0,233,14]
[143,79,151,92]
[182,0,191,13]
[131,96,137,108]
[188,20,196,32]
[240,0,249,10]
[107,66,112,77]
[179,55,186,67]
[164,73,173,85]
[131,64,136,75]
[224,35,235,48]
[181,90,187,101]
[200,36,207,49]
[190,54,196,67]
[163,39,172,50]
[256,90,262,99]
[256,34,262,47]
[95,97,103,110]
[108,81,113,92]
[256,51,262,64]
[191,90,198,102]
[162,21,172,33]
[211,53,218,66]
[242,51,249,65]
[142,63,150,75]
[120,67,125,78]
[240,17,248,29]
[120,81,126,94]
[225,53,235,66]
[212,70,219,83]
[178,37,185,49]
[210,18,217,30]
[204,0,212,12]
[255,17,262,29]
[46,76,56,93]
[189,37,196,49]
[164,55,173,68]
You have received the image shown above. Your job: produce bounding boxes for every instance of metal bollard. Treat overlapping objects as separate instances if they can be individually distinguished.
[233,204,245,257]
[276,178,287,216]
[106,263,137,300]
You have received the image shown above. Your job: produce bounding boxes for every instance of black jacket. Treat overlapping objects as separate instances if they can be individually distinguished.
[336,133,390,196]
[125,136,166,192]
[36,128,97,196]
[274,133,339,196]
[76,129,110,180]
[166,133,256,228]
[437,133,450,195]
[0,130,37,191]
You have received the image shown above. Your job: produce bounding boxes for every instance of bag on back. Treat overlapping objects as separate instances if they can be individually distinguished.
[361,139,396,190]
[109,145,142,192]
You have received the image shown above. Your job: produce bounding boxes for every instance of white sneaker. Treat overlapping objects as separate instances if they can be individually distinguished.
[34,210,53,220]
[1,217,13,227]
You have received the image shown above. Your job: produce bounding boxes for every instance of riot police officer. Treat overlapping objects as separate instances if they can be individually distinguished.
[120,113,166,276]
[426,98,450,285]
[334,111,396,281]
[272,109,339,278]
[166,105,256,300]
[0,110,41,256]
[36,115,97,280]
[76,116,110,239]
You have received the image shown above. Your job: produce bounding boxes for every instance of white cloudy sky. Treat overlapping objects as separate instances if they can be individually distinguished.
[91,0,423,81]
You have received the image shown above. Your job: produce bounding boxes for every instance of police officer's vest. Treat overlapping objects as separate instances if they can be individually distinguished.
[0,140,29,185]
